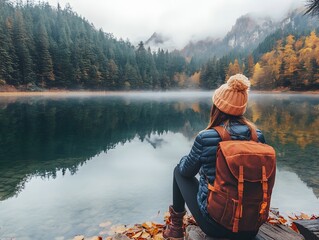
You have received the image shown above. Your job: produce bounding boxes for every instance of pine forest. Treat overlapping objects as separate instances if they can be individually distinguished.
[0,0,319,91]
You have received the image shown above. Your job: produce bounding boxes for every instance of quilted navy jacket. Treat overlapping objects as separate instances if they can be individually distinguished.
[178,122,265,222]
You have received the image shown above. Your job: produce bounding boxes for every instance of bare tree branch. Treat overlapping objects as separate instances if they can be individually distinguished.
[304,0,319,16]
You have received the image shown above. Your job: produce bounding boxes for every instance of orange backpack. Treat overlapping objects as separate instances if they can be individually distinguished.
[207,126,276,233]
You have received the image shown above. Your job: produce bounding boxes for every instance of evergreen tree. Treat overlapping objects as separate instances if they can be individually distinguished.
[105,59,119,89]
[0,19,13,82]
[13,10,35,84]
[36,21,54,86]
[123,63,140,89]
[200,57,224,89]
[246,55,254,78]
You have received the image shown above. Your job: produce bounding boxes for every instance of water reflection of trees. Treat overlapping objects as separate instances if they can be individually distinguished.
[0,94,318,200]
[246,95,319,197]
[248,96,319,147]
[0,97,209,200]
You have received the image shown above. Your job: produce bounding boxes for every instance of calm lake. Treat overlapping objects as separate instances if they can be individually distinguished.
[0,92,318,240]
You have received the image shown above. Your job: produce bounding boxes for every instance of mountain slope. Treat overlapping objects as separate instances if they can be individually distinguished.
[253,8,319,59]
[144,32,176,51]
[181,14,277,60]
[181,8,318,61]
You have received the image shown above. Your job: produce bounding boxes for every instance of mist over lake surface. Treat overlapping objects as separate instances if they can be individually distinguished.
[0,92,318,239]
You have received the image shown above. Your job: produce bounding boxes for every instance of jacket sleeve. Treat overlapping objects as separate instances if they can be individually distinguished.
[178,133,203,177]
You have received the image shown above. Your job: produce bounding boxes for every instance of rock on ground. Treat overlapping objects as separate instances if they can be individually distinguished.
[185,225,229,240]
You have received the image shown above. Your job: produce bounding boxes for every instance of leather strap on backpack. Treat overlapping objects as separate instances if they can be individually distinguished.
[213,126,231,141]
[259,166,268,218]
[214,125,258,142]
[249,126,258,142]
[233,165,244,233]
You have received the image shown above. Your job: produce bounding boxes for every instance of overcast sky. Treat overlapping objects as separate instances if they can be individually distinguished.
[46,0,304,48]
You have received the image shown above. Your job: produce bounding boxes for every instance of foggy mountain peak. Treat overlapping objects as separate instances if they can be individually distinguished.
[145,32,169,45]
[144,32,176,51]
[144,6,315,58]
[179,12,278,58]
[230,13,275,34]
[279,6,317,30]
[144,12,278,53]
[224,13,277,49]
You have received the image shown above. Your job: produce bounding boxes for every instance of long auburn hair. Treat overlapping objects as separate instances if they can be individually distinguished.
[206,104,256,131]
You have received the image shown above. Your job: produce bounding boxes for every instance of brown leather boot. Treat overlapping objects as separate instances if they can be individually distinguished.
[163,205,186,240]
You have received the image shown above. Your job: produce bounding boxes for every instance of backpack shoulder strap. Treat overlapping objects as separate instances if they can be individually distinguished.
[249,126,258,142]
[213,126,231,141]
[214,125,259,142]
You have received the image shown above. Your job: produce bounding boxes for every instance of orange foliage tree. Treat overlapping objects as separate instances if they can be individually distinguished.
[249,31,319,90]
[225,59,243,80]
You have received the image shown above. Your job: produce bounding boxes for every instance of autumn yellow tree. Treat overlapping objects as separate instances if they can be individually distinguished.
[251,32,319,90]
[251,63,264,89]
[299,31,319,86]
[259,51,278,89]
[225,59,242,80]
[283,35,299,87]
[254,40,284,89]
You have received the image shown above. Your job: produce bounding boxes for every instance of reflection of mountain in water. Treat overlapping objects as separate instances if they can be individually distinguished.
[0,94,318,200]
[145,137,164,149]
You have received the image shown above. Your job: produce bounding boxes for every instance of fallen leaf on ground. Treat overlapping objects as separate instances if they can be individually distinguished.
[141,231,150,238]
[147,227,159,236]
[152,223,164,228]
[267,219,278,225]
[132,231,142,238]
[288,214,298,220]
[78,209,319,239]
[142,222,152,229]
[299,212,311,220]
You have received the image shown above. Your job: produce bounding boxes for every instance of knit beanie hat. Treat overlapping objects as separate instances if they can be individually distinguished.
[212,74,250,116]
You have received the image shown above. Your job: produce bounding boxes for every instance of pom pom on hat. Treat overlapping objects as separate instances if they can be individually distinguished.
[212,74,250,116]
[227,74,250,91]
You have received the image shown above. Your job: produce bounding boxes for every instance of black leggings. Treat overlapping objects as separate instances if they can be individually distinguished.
[172,166,257,240]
